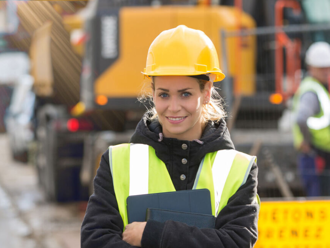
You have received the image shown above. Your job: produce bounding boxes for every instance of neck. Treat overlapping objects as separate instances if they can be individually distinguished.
[309,72,328,85]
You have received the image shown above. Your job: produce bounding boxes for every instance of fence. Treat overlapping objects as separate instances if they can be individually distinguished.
[220,23,330,197]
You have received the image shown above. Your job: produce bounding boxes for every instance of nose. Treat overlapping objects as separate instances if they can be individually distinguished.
[168,97,181,112]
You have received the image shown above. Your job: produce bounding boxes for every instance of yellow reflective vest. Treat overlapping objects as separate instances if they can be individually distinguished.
[109,143,259,228]
[293,77,330,152]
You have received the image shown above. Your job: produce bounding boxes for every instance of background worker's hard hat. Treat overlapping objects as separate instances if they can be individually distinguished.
[143,25,225,82]
[305,42,330,68]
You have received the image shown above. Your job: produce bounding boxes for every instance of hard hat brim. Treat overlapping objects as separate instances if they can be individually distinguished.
[142,71,225,82]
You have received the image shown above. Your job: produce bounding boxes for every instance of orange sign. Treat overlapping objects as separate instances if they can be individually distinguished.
[255,200,330,248]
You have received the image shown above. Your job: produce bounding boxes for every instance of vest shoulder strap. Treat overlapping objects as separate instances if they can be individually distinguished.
[211,150,237,214]
[309,88,330,131]
[109,143,150,196]
[129,144,149,195]
[212,150,256,215]
[299,78,330,130]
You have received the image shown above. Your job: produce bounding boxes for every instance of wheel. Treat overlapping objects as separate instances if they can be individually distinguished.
[36,107,89,202]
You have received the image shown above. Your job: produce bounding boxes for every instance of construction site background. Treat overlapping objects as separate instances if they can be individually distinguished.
[0,0,330,247]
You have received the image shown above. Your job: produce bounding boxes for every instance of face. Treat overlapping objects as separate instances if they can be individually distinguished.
[309,66,330,84]
[152,76,211,141]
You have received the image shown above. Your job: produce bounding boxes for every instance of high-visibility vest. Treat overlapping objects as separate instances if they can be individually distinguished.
[109,143,258,228]
[293,77,330,152]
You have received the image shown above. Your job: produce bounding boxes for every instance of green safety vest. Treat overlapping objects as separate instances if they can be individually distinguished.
[109,143,258,228]
[293,77,330,152]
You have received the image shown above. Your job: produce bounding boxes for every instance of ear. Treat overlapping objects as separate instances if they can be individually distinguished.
[203,81,213,102]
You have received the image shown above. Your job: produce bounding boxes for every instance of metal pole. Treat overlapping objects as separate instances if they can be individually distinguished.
[263,148,294,198]
[224,23,330,37]
[227,94,241,132]
[234,0,242,95]
[220,29,232,114]
[249,140,262,156]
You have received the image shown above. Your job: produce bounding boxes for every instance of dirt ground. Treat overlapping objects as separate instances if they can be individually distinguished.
[0,134,85,248]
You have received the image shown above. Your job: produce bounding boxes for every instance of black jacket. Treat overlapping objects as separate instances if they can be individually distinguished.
[81,116,259,248]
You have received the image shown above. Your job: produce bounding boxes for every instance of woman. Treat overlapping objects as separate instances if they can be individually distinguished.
[81,25,259,248]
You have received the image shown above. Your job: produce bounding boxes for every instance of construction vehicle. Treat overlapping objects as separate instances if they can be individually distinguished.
[5,0,330,200]
[7,0,257,202]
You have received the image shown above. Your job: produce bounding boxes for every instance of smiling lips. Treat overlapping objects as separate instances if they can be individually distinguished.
[166,116,187,124]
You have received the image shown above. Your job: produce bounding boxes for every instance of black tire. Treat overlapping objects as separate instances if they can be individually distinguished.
[36,106,89,202]
[36,120,57,201]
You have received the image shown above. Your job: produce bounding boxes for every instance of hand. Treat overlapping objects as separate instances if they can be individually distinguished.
[315,156,326,174]
[299,141,311,154]
[122,222,146,247]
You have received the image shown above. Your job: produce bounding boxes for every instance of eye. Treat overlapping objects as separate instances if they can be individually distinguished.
[182,92,191,97]
[159,93,169,98]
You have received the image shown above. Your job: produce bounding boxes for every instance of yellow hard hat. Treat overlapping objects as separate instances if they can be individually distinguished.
[143,25,225,82]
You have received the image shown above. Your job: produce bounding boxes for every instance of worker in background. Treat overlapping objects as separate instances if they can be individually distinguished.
[81,25,260,248]
[293,41,330,197]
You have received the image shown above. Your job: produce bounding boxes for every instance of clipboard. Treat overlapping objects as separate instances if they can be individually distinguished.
[127,189,212,223]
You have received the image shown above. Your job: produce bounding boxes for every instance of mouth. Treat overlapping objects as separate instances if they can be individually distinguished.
[166,116,187,124]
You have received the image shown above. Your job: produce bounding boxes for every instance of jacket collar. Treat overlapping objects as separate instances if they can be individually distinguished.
[130,114,235,164]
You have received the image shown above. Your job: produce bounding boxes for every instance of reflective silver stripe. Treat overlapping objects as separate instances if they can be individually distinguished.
[109,146,113,178]
[240,153,256,186]
[129,144,149,196]
[307,83,330,130]
[192,157,205,189]
[212,150,237,217]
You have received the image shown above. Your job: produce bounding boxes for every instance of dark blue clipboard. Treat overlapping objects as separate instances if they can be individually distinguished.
[126,189,212,223]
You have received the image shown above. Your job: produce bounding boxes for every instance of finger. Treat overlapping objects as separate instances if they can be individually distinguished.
[122,231,128,241]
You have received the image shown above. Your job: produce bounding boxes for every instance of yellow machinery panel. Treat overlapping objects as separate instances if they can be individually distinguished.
[95,6,256,98]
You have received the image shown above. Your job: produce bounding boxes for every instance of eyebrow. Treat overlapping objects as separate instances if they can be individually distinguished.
[156,88,193,92]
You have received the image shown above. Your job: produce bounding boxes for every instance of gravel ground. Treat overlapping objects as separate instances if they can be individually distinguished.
[0,134,85,248]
